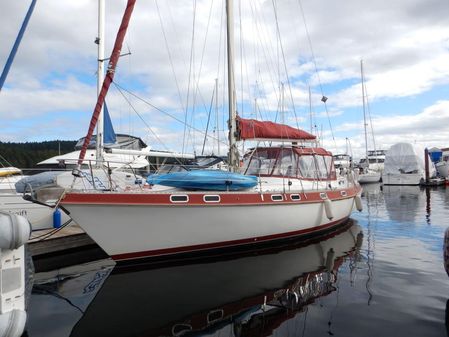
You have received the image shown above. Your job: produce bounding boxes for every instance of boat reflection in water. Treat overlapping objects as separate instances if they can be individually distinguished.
[67,221,363,337]
[382,185,425,223]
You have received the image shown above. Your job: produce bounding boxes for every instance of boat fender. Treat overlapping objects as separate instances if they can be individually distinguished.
[444,228,449,277]
[356,232,364,249]
[325,248,335,271]
[53,208,62,229]
[0,212,31,250]
[323,199,334,220]
[0,310,27,337]
[355,195,363,212]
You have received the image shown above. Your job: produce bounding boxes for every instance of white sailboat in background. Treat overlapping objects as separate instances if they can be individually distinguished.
[358,60,381,184]
[59,0,362,263]
[0,1,150,230]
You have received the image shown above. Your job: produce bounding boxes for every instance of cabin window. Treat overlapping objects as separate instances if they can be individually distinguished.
[315,156,329,179]
[170,195,189,203]
[273,149,297,177]
[203,195,220,203]
[271,194,283,201]
[244,149,279,175]
[324,155,336,179]
[298,155,316,178]
[290,194,301,201]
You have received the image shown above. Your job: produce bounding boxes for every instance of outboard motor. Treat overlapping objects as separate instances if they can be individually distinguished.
[0,212,31,337]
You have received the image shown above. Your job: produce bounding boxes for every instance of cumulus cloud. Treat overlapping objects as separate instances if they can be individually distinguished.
[1,0,449,157]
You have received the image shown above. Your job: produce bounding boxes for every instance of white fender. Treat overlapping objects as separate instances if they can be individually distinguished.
[0,212,31,250]
[323,199,334,220]
[355,195,363,212]
[0,310,27,337]
[325,248,335,271]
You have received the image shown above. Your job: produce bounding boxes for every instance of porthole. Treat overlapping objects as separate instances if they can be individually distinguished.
[170,195,189,203]
[203,195,220,203]
[271,194,283,201]
[320,192,327,199]
[290,194,301,201]
[340,191,347,197]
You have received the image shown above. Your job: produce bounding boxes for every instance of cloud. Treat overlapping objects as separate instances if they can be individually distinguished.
[1,0,449,157]
[327,100,449,159]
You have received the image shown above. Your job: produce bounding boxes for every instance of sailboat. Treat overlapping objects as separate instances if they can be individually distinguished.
[66,222,362,337]
[59,0,362,262]
[358,60,381,184]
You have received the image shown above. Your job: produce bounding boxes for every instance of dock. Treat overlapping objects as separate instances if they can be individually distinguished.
[28,225,109,272]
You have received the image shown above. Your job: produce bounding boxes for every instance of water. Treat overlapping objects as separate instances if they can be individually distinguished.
[24,184,449,337]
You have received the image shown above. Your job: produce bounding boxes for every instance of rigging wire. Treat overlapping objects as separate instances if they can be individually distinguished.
[248,0,281,121]
[201,84,216,155]
[159,0,217,155]
[190,0,216,154]
[296,0,337,150]
[364,73,378,156]
[182,0,197,155]
[270,0,300,129]
[113,82,227,149]
[155,0,186,115]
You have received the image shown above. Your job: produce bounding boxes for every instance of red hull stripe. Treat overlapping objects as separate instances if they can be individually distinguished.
[111,216,350,261]
[61,186,361,206]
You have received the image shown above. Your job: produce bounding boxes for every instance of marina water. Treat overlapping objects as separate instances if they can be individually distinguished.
[24,183,449,336]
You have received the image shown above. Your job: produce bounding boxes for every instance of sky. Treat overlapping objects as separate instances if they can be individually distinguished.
[1,0,449,160]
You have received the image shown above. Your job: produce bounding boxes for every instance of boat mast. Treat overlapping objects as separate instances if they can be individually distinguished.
[361,60,368,165]
[95,0,105,167]
[308,86,313,134]
[75,0,136,170]
[226,0,239,171]
[215,78,220,156]
[0,0,37,92]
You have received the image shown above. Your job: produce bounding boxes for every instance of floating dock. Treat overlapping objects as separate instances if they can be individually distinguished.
[28,225,108,272]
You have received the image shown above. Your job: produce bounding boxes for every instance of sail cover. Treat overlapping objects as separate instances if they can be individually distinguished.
[237,117,316,141]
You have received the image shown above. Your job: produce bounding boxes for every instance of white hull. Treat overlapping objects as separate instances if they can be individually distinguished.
[381,172,424,185]
[0,193,70,230]
[436,161,449,178]
[358,172,381,184]
[0,170,139,230]
[61,187,360,261]
[70,223,362,336]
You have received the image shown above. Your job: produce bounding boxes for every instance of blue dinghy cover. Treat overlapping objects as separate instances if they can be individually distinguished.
[147,170,258,191]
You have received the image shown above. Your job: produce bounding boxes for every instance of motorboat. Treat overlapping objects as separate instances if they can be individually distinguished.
[382,143,433,185]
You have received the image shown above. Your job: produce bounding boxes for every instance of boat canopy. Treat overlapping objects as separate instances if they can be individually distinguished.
[75,133,146,151]
[237,117,316,142]
[384,142,434,175]
[243,147,336,180]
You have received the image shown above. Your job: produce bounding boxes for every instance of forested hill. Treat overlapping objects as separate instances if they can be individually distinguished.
[0,140,77,168]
